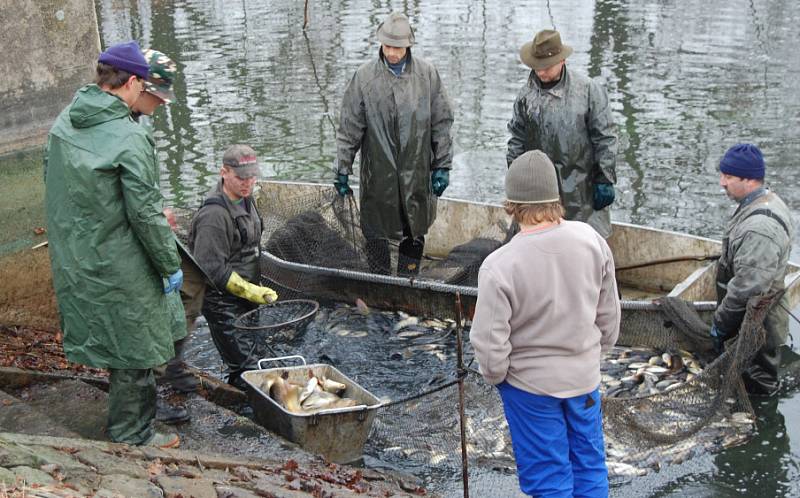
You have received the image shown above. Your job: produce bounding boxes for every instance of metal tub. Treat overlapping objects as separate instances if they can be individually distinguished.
[241,356,381,464]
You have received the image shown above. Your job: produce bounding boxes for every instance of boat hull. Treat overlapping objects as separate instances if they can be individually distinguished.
[256,181,800,348]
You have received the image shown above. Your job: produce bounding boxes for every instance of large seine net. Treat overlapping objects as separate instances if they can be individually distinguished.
[246,186,777,495]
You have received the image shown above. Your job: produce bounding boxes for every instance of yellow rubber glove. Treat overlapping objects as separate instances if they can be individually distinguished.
[225,272,278,304]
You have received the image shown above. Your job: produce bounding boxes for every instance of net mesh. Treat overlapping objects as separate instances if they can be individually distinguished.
[231,185,777,494]
[233,299,319,345]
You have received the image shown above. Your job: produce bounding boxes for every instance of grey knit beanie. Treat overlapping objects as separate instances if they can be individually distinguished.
[506,150,560,204]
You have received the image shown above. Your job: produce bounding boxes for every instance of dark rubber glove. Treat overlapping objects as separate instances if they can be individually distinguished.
[431,168,449,197]
[334,173,352,197]
[163,269,183,294]
[593,182,615,210]
[710,323,725,355]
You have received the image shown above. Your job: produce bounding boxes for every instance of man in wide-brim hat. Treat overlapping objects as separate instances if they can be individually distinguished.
[334,11,454,276]
[507,29,618,238]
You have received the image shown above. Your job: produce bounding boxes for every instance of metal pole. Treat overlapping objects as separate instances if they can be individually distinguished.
[454,292,469,498]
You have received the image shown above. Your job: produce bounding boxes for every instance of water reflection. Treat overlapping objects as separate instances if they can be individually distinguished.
[709,396,792,497]
[94,0,800,250]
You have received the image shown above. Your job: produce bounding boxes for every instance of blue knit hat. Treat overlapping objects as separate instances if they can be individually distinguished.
[719,143,765,180]
[98,41,150,79]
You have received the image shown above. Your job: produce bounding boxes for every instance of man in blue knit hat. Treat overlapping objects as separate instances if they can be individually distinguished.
[44,40,184,448]
[712,143,794,396]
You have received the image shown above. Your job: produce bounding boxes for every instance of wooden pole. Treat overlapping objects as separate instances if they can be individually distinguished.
[454,292,469,498]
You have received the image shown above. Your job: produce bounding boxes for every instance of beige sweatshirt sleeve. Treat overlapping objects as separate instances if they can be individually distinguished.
[596,237,621,352]
[469,267,513,385]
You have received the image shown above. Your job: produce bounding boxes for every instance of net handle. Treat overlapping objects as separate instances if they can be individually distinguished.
[257,355,307,370]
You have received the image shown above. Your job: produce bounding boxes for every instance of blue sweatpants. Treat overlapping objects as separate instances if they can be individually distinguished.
[497,382,608,498]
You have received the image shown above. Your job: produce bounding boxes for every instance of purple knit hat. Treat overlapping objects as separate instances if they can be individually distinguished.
[98,41,150,79]
[719,143,765,180]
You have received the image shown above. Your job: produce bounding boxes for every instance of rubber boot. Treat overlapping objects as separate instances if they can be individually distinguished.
[160,336,200,393]
[397,236,424,276]
[742,346,782,396]
[156,397,190,425]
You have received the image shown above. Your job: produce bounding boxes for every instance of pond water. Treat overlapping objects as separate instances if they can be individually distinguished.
[89,0,800,495]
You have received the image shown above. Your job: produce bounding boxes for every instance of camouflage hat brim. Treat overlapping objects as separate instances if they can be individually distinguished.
[144,82,176,103]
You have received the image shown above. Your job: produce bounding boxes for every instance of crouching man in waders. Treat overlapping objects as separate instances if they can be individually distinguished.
[470,151,621,497]
[44,41,183,449]
[711,143,794,396]
[189,145,278,389]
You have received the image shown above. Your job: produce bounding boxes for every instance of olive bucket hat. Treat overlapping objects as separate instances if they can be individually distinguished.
[506,150,560,204]
[142,49,177,103]
[377,12,415,48]
[519,29,573,70]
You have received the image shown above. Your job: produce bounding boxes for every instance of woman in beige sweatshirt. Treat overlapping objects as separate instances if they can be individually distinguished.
[470,150,620,498]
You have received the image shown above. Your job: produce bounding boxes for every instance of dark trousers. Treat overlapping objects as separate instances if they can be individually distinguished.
[107,368,156,445]
[202,293,258,386]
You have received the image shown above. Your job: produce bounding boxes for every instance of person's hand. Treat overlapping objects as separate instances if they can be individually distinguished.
[592,182,615,210]
[334,174,353,197]
[710,323,725,355]
[225,272,278,304]
[163,207,177,231]
[431,168,449,197]
[163,269,183,294]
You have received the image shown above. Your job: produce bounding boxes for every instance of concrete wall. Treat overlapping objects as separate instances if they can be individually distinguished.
[0,0,100,155]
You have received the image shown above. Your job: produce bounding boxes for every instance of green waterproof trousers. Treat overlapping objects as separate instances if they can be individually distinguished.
[107,368,156,445]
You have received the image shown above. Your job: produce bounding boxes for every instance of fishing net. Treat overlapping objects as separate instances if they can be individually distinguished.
[256,184,509,319]
[359,293,778,496]
[249,183,785,495]
[233,299,319,344]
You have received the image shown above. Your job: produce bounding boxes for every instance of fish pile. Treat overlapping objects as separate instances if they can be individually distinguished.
[255,370,361,414]
[601,345,706,398]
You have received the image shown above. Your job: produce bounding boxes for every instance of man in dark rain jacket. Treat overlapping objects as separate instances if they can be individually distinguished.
[507,29,617,238]
[44,41,184,449]
[335,11,454,275]
[189,145,278,389]
[712,144,793,396]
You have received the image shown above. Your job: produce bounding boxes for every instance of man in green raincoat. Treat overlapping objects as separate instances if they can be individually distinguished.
[335,11,454,275]
[507,29,617,238]
[44,41,183,448]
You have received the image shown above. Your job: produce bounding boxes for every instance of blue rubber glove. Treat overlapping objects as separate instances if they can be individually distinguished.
[431,168,449,197]
[592,182,615,210]
[710,323,725,355]
[334,173,353,197]
[163,269,183,294]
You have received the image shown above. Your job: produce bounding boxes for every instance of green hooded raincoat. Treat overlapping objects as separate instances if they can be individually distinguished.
[44,84,184,369]
[336,51,454,239]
